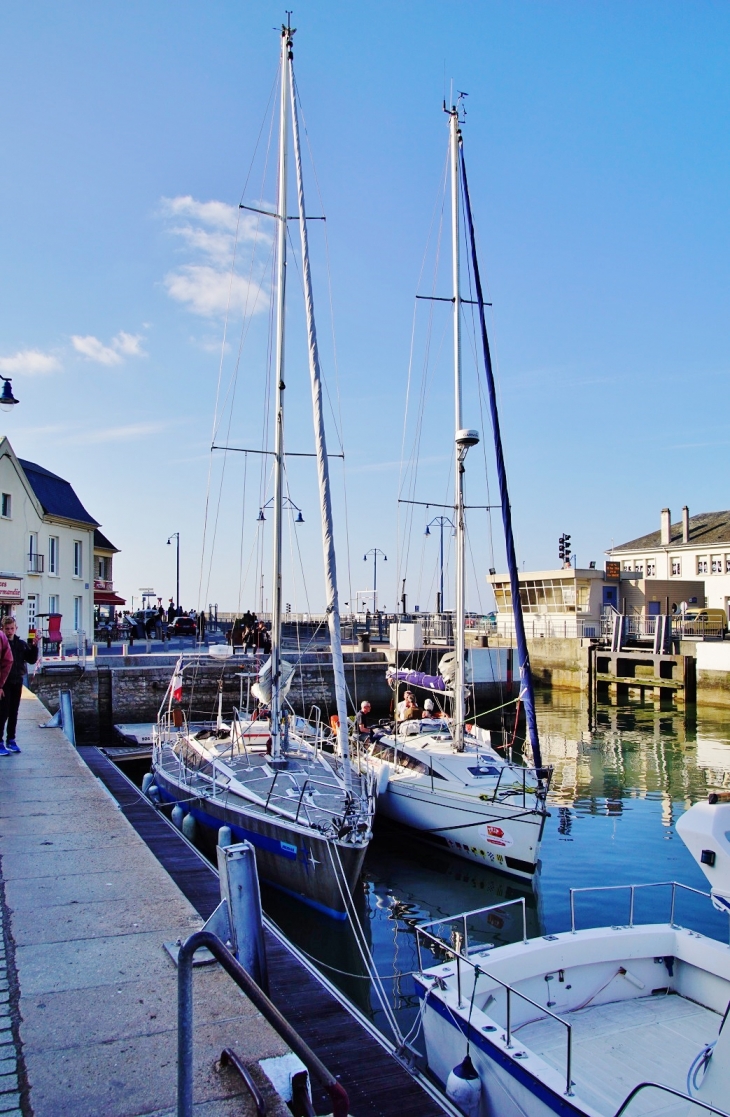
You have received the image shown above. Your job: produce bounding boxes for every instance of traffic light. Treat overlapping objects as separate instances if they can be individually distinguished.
[559,534,572,564]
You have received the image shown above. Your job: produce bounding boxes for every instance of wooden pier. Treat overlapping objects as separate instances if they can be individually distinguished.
[81,747,450,1117]
[589,647,697,706]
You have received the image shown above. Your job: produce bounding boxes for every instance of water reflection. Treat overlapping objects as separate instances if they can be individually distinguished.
[265,692,730,1046]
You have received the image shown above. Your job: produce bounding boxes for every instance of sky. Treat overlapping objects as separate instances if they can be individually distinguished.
[1,1,730,615]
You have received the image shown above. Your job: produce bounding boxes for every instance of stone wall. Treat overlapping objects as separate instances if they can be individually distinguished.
[30,653,394,742]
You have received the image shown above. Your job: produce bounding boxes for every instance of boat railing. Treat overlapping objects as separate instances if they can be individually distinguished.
[612,1081,730,1117]
[417,898,528,960]
[416,906,574,1097]
[569,881,730,943]
[488,763,552,807]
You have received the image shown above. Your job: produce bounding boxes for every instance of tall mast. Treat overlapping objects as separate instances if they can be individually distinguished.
[450,104,468,752]
[270,18,293,760]
[289,39,352,792]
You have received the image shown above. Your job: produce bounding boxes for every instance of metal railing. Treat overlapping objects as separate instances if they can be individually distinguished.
[417,898,528,960]
[600,613,726,641]
[613,1081,730,1117]
[177,930,348,1117]
[569,881,730,943]
[415,907,574,1097]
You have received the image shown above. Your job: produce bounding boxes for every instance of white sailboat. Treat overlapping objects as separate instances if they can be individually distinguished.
[151,19,374,920]
[359,99,551,883]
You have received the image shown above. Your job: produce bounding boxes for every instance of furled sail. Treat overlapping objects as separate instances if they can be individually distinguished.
[289,64,352,791]
[252,657,295,706]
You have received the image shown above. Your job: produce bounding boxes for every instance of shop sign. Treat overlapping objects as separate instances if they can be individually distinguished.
[0,576,23,602]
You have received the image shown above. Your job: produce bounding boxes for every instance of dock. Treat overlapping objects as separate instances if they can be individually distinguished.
[2,690,449,1117]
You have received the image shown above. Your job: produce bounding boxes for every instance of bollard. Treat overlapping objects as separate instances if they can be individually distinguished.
[218,826,233,849]
[216,842,268,993]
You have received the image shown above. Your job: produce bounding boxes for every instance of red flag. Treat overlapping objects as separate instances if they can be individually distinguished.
[171,656,184,704]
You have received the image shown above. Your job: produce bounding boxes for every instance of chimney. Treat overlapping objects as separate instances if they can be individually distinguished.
[682,505,689,544]
[660,508,671,546]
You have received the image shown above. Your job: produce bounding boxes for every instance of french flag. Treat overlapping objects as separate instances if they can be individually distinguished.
[171,657,184,704]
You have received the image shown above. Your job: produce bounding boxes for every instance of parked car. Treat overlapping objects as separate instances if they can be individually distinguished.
[167,616,197,639]
[681,608,727,638]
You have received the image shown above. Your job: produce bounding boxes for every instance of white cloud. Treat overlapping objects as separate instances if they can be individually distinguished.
[76,421,167,444]
[0,349,61,375]
[71,331,146,366]
[160,194,272,318]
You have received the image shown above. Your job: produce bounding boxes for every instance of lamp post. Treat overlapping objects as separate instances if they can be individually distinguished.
[167,533,180,613]
[363,548,387,612]
[0,377,19,412]
[425,516,456,613]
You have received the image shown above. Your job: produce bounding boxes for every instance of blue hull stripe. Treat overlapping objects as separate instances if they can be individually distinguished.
[415,979,585,1116]
[157,785,349,921]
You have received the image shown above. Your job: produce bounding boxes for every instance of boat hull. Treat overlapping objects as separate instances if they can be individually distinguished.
[376,780,545,880]
[153,766,367,920]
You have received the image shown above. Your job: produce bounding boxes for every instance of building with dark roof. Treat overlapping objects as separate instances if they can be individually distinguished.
[607,506,730,616]
[0,436,123,639]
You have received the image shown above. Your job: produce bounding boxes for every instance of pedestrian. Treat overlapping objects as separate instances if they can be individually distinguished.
[354,700,374,744]
[167,599,176,625]
[198,610,207,641]
[0,616,39,754]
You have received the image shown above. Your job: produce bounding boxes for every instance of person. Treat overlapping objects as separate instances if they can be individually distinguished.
[0,626,13,713]
[0,616,39,754]
[254,621,272,655]
[198,610,207,641]
[422,698,435,717]
[156,606,166,642]
[354,700,374,744]
[397,690,421,721]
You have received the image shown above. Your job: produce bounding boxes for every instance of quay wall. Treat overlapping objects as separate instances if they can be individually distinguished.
[29,653,394,742]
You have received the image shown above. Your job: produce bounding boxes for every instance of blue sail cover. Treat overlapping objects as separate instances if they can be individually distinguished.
[386,668,447,693]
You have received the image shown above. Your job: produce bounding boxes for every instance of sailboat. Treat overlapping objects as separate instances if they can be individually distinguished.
[359,99,551,882]
[150,19,375,920]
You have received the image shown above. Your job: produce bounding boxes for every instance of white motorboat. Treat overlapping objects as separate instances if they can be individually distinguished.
[415,791,730,1116]
[150,19,374,919]
[360,97,551,881]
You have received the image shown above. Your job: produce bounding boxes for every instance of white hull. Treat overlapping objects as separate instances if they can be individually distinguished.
[376,776,544,879]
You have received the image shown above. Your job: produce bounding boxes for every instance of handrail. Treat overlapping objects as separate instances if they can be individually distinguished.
[177,930,349,1117]
[569,880,720,935]
[417,898,528,957]
[219,1048,266,1117]
[417,927,573,1097]
[613,1081,730,1117]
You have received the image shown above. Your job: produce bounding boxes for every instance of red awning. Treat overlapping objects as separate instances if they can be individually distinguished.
[94,591,127,606]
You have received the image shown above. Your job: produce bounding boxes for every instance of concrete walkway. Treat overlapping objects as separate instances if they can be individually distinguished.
[0,690,290,1117]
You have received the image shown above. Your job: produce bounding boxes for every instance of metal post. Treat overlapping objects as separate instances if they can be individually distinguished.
[670,883,676,927]
[178,938,195,1117]
[521,898,527,944]
[629,886,635,928]
[506,986,512,1047]
[565,1025,573,1096]
[216,841,268,993]
[570,890,576,933]
[440,518,445,612]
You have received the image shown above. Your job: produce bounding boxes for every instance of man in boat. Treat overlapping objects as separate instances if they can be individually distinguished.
[0,616,39,754]
[354,700,374,743]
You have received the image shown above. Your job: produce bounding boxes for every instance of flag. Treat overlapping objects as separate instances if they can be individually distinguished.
[171,656,184,704]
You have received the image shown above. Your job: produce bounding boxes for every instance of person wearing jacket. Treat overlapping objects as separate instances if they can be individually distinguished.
[0,616,39,754]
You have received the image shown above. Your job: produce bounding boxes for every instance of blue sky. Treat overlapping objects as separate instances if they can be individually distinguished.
[1,1,729,614]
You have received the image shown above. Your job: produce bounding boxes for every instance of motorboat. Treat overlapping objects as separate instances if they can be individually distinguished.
[414,791,730,1115]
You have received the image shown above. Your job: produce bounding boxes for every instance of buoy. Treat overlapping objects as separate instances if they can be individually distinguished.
[218,825,232,849]
[182,813,198,842]
[446,1054,482,1117]
[147,784,161,804]
[141,773,154,795]
[171,804,185,830]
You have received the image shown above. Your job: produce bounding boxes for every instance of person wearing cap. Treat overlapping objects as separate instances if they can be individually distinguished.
[0,615,39,754]
[422,698,435,717]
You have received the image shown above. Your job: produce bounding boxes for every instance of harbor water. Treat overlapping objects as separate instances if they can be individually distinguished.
[256,691,730,1052]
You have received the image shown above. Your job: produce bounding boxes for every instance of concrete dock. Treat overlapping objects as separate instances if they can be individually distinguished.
[0,690,291,1117]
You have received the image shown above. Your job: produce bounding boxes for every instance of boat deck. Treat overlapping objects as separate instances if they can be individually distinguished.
[81,747,447,1117]
[518,993,721,1115]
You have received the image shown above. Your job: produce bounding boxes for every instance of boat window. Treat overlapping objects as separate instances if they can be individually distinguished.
[467,765,501,778]
[371,740,396,761]
[395,752,446,778]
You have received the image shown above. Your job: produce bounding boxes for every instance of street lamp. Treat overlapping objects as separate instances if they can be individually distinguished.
[425,516,456,613]
[0,377,19,412]
[167,533,180,613]
[363,548,387,612]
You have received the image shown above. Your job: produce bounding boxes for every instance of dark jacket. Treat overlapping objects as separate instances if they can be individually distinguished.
[5,635,39,687]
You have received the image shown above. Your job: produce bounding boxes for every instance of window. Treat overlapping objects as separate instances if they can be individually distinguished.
[28,532,43,573]
[623,562,632,572]
[646,560,656,577]
[726,556,730,574]
[672,558,681,576]
[48,594,59,614]
[95,555,111,580]
[73,540,82,578]
[697,557,709,575]
[26,595,37,634]
[48,536,59,575]
[1,493,10,518]
[73,596,83,631]
[634,562,644,575]
[712,555,722,574]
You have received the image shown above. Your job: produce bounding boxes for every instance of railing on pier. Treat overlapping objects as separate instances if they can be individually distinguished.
[601,613,726,642]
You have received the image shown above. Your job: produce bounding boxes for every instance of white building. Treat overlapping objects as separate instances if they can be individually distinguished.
[487,566,609,638]
[607,507,730,619]
[0,436,107,641]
